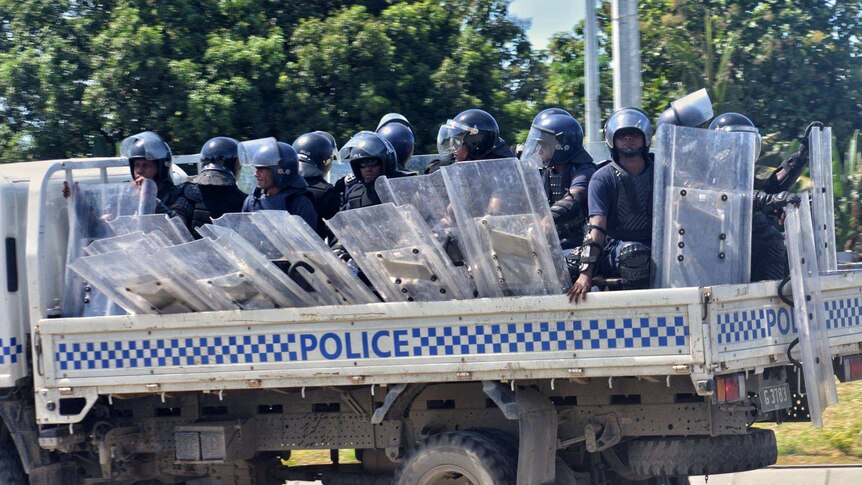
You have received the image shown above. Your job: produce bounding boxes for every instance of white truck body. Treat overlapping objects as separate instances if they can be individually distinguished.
[0,157,860,485]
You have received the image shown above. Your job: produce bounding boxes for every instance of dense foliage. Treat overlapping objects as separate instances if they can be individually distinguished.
[0,0,859,167]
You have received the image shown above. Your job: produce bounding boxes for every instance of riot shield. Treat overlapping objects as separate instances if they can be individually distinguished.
[651,125,756,288]
[62,180,157,317]
[376,170,467,258]
[150,232,315,311]
[784,196,838,427]
[204,211,378,306]
[108,214,194,244]
[326,203,473,302]
[809,126,837,273]
[85,231,173,256]
[440,158,570,297]
[68,250,208,315]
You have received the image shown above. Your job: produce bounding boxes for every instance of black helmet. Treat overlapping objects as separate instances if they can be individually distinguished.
[120,131,173,182]
[709,112,761,158]
[293,132,335,178]
[340,131,398,181]
[238,137,306,190]
[376,122,415,169]
[376,113,412,131]
[437,109,499,160]
[314,130,340,163]
[708,112,757,132]
[521,114,585,168]
[604,107,653,158]
[532,107,573,126]
[196,136,239,186]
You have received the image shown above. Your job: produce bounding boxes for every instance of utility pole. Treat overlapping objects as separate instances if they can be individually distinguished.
[584,0,601,143]
[611,0,642,110]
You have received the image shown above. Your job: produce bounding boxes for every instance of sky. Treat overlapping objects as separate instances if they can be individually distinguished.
[509,0,587,50]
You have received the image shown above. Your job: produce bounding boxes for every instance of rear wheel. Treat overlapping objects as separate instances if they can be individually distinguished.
[394,431,515,485]
[0,445,27,485]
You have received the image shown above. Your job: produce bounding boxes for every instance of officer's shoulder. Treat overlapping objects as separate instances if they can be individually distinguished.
[179,181,203,202]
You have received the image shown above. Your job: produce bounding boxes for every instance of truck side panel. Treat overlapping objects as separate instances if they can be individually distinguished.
[34,289,705,424]
[708,271,862,372]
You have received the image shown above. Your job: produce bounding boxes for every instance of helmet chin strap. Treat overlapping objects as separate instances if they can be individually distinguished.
[619,147,641,158]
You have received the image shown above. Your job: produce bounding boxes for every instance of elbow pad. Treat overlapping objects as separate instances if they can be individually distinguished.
[550,192,586,224]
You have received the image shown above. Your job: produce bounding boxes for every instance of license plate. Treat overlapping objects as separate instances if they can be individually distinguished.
[759,384,792,412]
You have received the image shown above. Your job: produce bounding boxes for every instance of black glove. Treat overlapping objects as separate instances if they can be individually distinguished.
[755,190,801,216]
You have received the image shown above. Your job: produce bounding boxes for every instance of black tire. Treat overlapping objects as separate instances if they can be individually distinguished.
[0,445,27,485]
[394,431,515,485]
[466,428,577,485]
[626,429,777,476]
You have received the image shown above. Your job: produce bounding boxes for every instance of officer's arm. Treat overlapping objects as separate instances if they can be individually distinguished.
[578,215,607,278]
[550,188,586,223]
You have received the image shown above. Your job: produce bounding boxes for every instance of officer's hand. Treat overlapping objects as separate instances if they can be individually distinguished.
[132,175,148,191]
[62,181,71,199]
[567,273,592,304]
[763,191,801,215]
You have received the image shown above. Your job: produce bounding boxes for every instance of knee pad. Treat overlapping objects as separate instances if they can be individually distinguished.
[618,242,651,289]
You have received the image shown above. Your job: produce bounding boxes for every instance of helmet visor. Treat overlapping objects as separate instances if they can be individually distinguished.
[606,110,653,148]
[339,131,388,162]
[520,126,558,169]
[237,137,281,168]
[120,131,171,161]
[436,119,478,155]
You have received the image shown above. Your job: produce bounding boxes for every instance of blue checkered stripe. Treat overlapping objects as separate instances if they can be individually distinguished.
[54,316,688,371]
[825,297,862,330]
[716,296,862,345]
[716,309,769,345]
[0,337,23,364]
[56,336,303,371]
[411,318,688,356]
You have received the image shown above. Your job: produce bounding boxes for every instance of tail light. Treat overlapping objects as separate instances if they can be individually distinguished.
[715,373,746,403]
[839,354,862,382]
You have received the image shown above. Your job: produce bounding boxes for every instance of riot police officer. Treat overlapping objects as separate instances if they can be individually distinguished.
[709,112,802,281]
[294,132,341,239]
[120,131,202,229]
[240,138,318,231]
[520,113,595,249]
[569,108,654,302]
[425,109,515,174]
[340,131,412,210]
[192,136,247,229]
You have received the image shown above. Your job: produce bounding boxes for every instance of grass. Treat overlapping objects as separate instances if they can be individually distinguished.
[758,380,862,465]
[284,382,862,468]
[283,449,360,467]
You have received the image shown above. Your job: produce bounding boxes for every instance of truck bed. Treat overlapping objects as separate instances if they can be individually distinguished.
[33,271,862,424]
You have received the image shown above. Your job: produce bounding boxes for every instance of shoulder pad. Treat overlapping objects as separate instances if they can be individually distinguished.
[182,182,203,203]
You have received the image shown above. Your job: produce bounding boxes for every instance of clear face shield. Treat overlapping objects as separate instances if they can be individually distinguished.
[715,125,762,159]
[437,119,478,156]
[237,137,281,193]
[120,131,171,161]
[520,126,558,169]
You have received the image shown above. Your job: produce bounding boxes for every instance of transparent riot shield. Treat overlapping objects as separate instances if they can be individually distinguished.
[68,250,209,315]
[203,211,378,306]
[651,125,756,288]
[809,126,837,273]
[108,214,194,244]
[151,232,315,311]
[62,180,157,317]
[326,203,473,302]
[784,196,838,427]
[440,158,569,297]
[376,171,469,263]
[85,231,173,256]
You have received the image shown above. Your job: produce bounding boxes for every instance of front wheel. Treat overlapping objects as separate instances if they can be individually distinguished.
[394,431,515,485]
